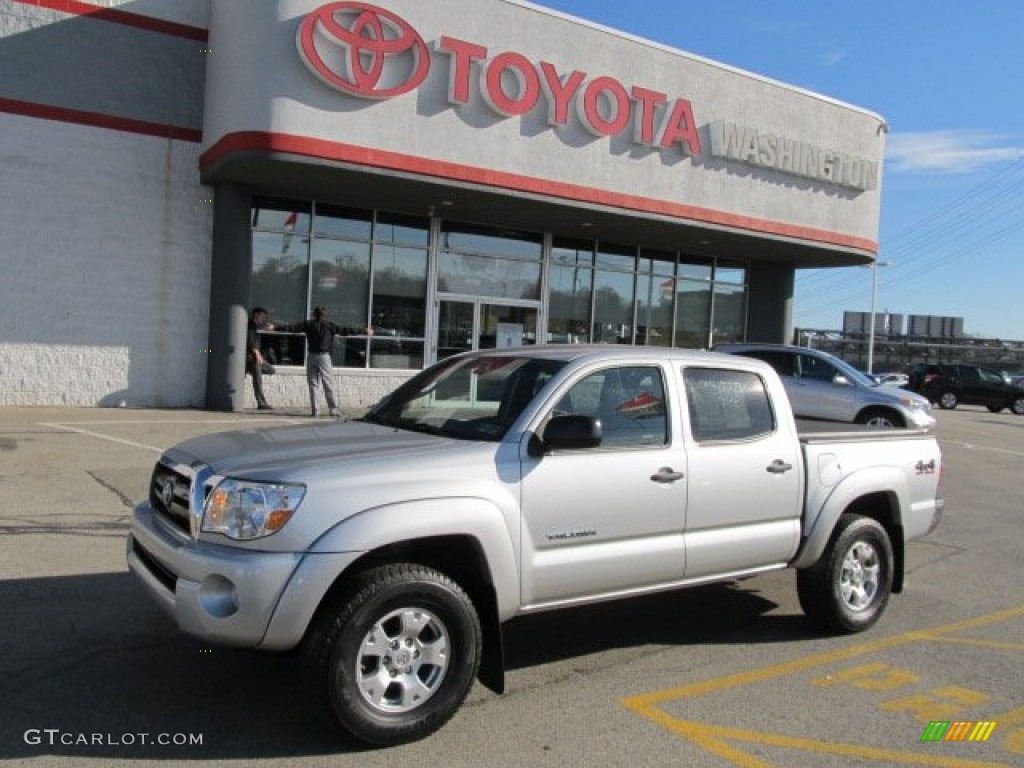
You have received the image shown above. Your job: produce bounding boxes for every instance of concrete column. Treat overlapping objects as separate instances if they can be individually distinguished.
[205,185,253,411]
[745,262,795,344]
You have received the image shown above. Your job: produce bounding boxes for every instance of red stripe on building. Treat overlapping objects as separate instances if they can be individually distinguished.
[0,97,202,142]
[201,131,878,254]
[12,0,208,41]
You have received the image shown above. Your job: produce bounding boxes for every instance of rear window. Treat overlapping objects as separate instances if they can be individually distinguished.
[737,350,795,377]
[684,368,775,442]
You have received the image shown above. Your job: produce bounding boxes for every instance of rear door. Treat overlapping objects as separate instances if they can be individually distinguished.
[679,366,802,577]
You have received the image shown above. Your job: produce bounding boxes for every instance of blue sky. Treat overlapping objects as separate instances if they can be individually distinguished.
[536,0,1024,340]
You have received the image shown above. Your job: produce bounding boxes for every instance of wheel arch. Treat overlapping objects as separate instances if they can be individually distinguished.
[261,497,517,695]
[795,470,907,593]
[855,406,904,427]
[330,534,507,694]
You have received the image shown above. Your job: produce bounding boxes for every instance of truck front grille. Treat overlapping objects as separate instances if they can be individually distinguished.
[150,462,193,536]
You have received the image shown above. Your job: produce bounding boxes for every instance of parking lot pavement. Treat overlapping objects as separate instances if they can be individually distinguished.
[0,405,1021,767]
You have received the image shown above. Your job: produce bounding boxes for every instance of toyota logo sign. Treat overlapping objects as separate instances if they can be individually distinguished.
[297,2,429,99]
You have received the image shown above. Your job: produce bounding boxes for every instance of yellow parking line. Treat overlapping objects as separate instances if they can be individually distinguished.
[622,604,1024,767]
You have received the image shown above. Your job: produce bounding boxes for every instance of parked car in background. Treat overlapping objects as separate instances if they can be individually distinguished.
[875,372,910,388]
[906,363,1024,413]
[715,343,935,429]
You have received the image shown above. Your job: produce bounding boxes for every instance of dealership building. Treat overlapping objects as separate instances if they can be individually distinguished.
[0,0,886,410]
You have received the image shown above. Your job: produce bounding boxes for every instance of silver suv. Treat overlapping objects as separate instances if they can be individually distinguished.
[715,343,936,429]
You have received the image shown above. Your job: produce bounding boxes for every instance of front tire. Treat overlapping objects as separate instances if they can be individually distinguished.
[797,514,894,634]
[304,563,482,746]
[856,408,903,428]
[1012,396,1024,415]
[938,390,959,410]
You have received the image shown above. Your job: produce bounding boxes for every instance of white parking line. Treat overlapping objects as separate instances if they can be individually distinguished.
[945,440,1024,458]
[37,417,301,454]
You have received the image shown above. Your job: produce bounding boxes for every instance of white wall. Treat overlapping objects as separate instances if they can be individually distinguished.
[0,115,213,407]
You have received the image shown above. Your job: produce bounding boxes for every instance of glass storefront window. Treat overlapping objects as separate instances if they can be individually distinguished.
[675,278,711,349]
[595,242,636,271]
[552,238,595,267]
[251,198,311,233]
[441,222,542,260]
[249,199,750,372]
[438,252,541,300]
[593,269,636,344]
[679,260,713,282]
[309,238,370,331]
[711,281,746,345]
[251,231,309,327]
[715,261,746,285]
[636,274,674,347]
[370,244,428,370]
[313,204,372,240]
[547,264,592,343]
[376,213,430,247]
[250,202,430,370]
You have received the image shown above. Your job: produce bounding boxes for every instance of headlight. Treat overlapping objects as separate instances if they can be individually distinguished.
[202,479,305,540]
[903,397,931,412]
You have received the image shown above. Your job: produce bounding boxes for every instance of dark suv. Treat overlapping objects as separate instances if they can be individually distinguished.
[907,364,1024,414]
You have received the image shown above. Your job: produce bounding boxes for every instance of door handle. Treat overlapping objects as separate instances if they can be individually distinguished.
[651,467,685,483]
[766,459,794,474]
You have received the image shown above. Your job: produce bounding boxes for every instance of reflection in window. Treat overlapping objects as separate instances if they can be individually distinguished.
[675,278,711,349]
[684,368,774,442]
[548,263,592,343]
[555,366,668,447]
[250,201,428,371]
[313,204,372,240]
[593,269,636,344]
[309,239,370,330]
[371,244,427,369]
[441,222,542,260]
[711,280,746,346]
[251,198,311,233]
[636,253,675,347]
[251,231,308,332]
[438,252,541,299]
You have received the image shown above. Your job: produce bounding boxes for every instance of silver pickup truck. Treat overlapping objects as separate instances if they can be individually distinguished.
[127,346,944,746]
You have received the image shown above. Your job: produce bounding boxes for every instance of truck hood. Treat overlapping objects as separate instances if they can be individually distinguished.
[166,419,459,479]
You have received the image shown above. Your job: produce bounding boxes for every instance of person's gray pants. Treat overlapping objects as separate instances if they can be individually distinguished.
[306,352,338,415]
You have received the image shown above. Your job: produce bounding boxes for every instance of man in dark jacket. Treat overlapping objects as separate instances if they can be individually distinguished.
[299,306,342,417]
[246,307,273,410]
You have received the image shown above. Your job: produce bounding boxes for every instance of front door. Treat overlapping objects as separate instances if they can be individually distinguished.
[518,363,687,607]
[435,299,538,362]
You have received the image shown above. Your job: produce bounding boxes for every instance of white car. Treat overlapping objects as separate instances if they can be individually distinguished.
[875,372,910,388]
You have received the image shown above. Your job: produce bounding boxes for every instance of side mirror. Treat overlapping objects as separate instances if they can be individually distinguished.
[541,414,602,452]
[832,374,850,387]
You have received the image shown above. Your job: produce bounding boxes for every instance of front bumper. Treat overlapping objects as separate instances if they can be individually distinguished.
[126,502,303,647]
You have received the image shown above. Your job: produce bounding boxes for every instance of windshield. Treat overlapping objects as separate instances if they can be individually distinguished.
[364,355,567,441]
[828,354,881,388]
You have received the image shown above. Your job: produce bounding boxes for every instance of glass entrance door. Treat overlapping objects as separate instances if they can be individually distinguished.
[435,299,538,361]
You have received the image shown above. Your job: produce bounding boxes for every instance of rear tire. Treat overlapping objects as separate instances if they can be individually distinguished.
[938,390,959,410]
[1012,396,1024,415]
[797,514,894,634]
[304,563,482,746]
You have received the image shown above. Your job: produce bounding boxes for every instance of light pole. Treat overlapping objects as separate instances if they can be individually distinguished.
[866,260,891,375]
